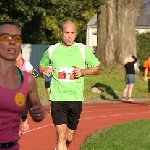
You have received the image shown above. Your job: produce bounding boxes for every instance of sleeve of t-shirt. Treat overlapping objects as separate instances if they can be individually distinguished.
[25,62,33,72]
[143,60,147,68]
[39,49,51,67]
[85,46,100,68]
[145,60,149,69]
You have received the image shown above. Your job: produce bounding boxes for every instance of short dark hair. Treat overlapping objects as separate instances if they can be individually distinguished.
[0,21,21,31]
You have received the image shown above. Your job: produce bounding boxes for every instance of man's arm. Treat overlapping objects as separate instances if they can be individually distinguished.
[38,64,53,78]
[81,65,100,75]
[27,74,45,122]
[144,68,148,79]
[73,65,100,78]
[38,49,53,77]
[38,65,46,75]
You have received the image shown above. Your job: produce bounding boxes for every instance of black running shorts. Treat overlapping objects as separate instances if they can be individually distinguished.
[51,101,82,130]
[45,82,50,88]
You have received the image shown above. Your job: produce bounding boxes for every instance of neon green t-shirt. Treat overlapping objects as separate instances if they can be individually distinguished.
[40,43,100,101]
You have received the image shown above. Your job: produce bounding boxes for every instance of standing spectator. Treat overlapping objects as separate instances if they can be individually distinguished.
[143,55,150,98]
[0,21,45,150]
[122,54,137,102]
[38,20,100,150]
[143,54,150,76]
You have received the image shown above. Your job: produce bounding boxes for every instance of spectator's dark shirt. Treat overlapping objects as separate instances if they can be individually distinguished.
[124,56,137,74]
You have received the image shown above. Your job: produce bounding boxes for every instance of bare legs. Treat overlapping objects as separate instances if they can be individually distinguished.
[45,87,51,112]
[55,124,75,150]
[122,83,134,100]
[46,87,50,98]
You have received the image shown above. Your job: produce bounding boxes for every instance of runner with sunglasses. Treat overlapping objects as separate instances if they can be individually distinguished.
[0,21,45,150]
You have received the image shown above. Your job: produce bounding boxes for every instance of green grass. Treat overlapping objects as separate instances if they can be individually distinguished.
[80,119,150,150]
[84,67,148,100]
[36,77,49,101]
[37,67,148,101]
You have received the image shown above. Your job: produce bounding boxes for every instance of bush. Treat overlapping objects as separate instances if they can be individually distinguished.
[137,32,150,64]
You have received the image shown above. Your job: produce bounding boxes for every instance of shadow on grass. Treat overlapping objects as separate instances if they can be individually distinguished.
[92,83,120,100]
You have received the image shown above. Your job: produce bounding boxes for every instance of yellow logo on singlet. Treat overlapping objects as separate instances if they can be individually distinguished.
[14,93,25,106]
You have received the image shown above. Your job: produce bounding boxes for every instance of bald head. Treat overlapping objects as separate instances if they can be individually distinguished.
[61,20,76,31]
[61,20,77,46]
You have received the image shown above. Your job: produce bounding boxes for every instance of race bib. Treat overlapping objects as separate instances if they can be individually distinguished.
[58,67,75,82]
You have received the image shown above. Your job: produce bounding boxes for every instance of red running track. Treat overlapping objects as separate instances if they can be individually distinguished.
[19,101,150,150]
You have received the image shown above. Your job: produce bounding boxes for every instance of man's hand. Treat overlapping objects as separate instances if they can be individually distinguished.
[29,105,45,122]
[73,66,84,78]
[143,76,148,82]
[43,67,53,78]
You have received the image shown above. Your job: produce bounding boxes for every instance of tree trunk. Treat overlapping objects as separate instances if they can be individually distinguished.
[95,0,144,66]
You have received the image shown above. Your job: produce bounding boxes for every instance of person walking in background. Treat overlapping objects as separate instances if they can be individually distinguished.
[16,49,33,75]
[16,49,38,78]
[38,20,100,150]
[16,49,34,134]
[0,21,45,150]
[143,54,150,77]
[44,64,52,113]
[143,55,150,98]
[44,64,52,99]
[122,54,138,102]
[45,76,51,99]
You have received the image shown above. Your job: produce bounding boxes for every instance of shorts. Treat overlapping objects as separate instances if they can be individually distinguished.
[51,101,82,130]
[125,74,135,84]
[45,82,50,88]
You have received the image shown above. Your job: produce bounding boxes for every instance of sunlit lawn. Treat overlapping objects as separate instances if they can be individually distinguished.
[80,119,150,150]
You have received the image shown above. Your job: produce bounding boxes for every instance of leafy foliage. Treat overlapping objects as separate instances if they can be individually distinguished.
[0,0,105,44]
[137,32,150,64]
[0,0,44,27]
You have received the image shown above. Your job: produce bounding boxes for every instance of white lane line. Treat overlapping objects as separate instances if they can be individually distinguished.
[22,111,150,134]
[82,107,147,113]
[82,103,145,108]
[80,111,150,120]
[22,124,54,134]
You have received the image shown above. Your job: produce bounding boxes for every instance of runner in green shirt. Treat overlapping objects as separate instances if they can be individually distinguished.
[38,20,100,150]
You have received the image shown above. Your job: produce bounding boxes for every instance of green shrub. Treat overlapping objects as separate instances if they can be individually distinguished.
[137,32,150,64]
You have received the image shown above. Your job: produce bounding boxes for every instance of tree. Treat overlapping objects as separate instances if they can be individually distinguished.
[0,0,97,44]
[0,0,47,44]
[44,0,97,44]
[95,0,144,66]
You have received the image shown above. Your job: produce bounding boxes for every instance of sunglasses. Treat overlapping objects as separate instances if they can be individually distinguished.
[0,33,22,43]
